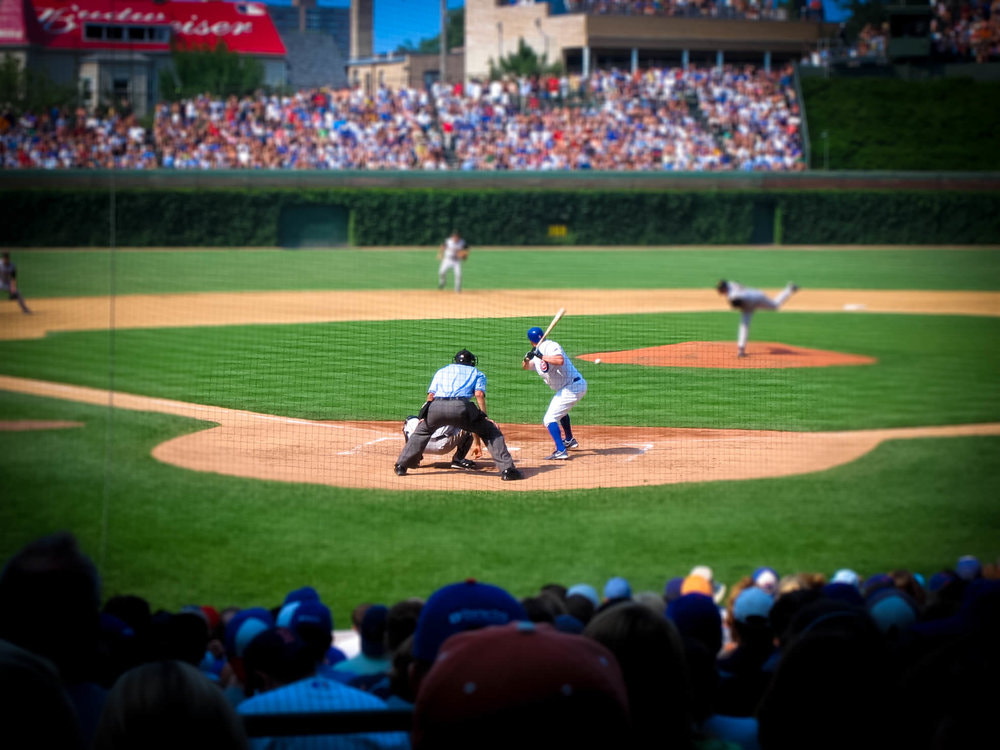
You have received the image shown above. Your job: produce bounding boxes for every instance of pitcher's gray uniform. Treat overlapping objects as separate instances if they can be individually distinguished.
[717,280,798,358]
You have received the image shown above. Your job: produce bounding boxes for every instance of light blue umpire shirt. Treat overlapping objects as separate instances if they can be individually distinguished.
[427,363,487,398]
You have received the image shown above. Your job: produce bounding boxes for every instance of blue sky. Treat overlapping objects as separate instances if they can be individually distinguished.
[262,0,465,54]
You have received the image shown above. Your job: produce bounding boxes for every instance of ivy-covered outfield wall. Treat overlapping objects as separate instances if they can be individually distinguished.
[2,177,999,246]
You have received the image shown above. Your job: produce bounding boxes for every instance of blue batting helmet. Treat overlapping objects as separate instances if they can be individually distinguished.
[527,326,544,344]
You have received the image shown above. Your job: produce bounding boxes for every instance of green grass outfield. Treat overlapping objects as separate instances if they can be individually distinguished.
[1,247,999,625]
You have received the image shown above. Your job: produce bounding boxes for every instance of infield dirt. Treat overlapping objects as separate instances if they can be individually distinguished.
[2,288,998,491]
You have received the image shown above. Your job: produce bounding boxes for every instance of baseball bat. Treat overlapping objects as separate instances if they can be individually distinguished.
[537,307,566,346]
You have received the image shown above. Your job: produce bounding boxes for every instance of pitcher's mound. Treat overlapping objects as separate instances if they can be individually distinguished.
[578,342,877,369]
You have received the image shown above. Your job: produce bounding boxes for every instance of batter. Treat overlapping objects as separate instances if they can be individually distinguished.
[522,326,588,460]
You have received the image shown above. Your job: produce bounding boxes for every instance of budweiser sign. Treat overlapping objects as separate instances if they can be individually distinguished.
[26,0,285,55]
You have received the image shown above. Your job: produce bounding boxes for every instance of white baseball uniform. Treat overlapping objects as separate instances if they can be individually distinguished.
[531,339,588,426]
[438,235,467,293]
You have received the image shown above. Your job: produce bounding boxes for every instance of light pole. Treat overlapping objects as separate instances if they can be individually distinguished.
[440,0,447,86]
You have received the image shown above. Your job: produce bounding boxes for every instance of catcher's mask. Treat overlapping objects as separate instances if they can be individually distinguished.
[454,349,477,366]
[403,416,420,441]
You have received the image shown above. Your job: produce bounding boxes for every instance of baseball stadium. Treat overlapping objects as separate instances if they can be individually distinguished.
[2,0,1000,745]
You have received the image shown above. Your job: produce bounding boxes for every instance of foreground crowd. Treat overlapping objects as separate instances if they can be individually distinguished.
[1,531,995,749]
[0,65,805,172]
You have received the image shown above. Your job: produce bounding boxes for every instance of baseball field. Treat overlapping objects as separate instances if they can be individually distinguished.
[1,246,998,626]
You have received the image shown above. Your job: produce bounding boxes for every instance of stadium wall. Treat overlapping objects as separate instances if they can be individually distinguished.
[1,172,999,246]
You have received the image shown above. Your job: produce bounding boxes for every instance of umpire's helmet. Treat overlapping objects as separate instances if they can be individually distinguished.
[454,349,477,366]
[527,326,544,344]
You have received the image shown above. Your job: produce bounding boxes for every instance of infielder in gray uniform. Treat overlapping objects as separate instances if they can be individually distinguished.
[0,252,31,314]
[401,416,482,469]
[717,280,798,358]
[395,349,522,481]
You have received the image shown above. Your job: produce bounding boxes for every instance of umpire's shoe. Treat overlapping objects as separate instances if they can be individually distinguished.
[501,468,524,481]
[451,458,476,470]
[394,463,407,476]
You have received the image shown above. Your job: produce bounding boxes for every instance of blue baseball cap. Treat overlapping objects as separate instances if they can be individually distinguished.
[527,326,544,344]
[603,576,632,600]
[224,607,275,660]
[283,586,320,604]
[412,579,527,663]
[733,587,775,624]
[276,599,333,635]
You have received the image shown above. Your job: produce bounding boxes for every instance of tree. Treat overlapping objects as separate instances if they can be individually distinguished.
[0,53,78,113]
[158,42,264,101]
[488,38,563,79]
[395,7,464,54]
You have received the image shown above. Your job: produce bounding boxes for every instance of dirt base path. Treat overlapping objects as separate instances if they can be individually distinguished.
[2,289,998,341]
[3,375,998,492]
[3,288,998,490]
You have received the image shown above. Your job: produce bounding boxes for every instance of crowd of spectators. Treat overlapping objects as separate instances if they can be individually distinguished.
[435,65,804,171]
[1,530,996,749]
[931,0,1000,62]
[0,64,805,172]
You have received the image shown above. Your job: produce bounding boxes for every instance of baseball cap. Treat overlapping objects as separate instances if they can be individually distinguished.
[412,621,630,749]
[732,587,775,624]
[412,579,527,663]
[688,565,727,604]
[224,607,275,660]
[283,586,320,605]
[955,555,982,581]
[276,599,333,635]
[752,567,780,596]
[603,576,632,601]
[566,583,600,608]
[831,569,861,589]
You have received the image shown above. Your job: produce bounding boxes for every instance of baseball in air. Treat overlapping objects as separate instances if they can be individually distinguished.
[595,358,602,364]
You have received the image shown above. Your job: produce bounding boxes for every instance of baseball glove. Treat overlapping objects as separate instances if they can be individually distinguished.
[458,247,470,260]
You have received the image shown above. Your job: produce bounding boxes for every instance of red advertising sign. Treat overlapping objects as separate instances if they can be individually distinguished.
[13,0,285,55]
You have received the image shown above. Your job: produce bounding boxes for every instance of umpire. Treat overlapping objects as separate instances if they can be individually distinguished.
[395,349,523,481]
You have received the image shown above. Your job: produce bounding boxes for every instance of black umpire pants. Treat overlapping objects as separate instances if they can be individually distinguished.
[397,399,516,472]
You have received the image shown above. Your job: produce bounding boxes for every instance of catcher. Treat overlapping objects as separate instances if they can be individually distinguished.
[437,229,469,293]
[402,416,483,469]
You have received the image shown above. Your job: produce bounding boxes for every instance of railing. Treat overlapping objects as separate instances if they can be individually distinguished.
[242,709,414,737]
